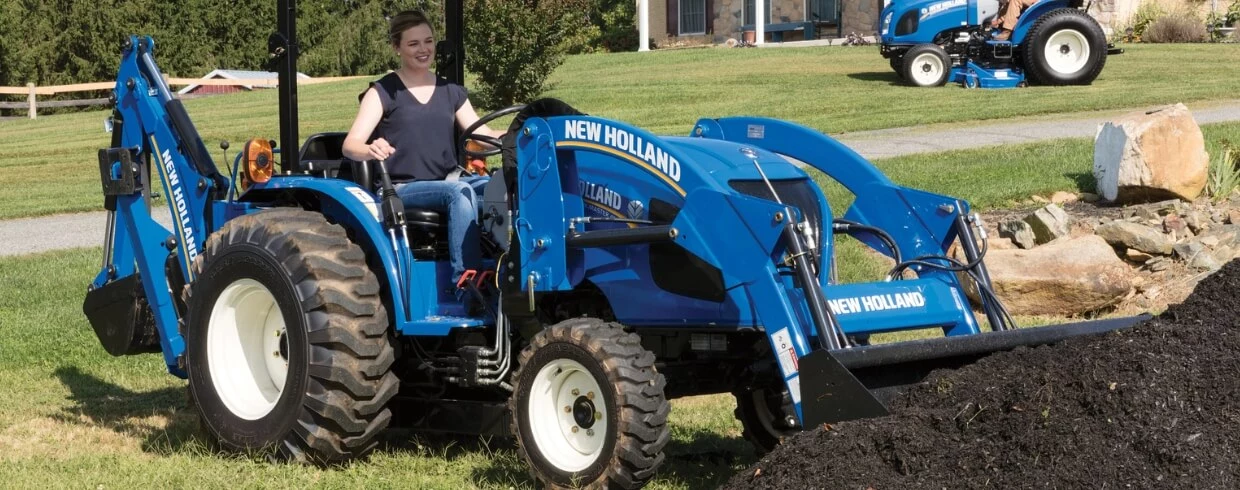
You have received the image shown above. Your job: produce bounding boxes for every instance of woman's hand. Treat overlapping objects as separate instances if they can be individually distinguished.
[368,138,396,161]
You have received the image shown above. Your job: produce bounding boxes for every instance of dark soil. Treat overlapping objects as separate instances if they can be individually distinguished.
[724,260,1240,489]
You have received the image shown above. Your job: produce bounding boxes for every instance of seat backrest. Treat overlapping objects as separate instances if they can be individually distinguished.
[300,132,347,161]
[298,132,374,191]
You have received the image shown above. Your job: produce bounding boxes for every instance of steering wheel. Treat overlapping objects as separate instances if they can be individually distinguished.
[458,104,527,165]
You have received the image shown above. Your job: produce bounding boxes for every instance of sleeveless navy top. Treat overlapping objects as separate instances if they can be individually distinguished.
[363,72,468,181]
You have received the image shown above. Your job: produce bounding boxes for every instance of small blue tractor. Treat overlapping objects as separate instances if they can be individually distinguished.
[879,0,1119,87]
[82,0,1143,487]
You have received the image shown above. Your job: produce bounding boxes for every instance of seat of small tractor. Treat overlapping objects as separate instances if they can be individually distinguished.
[300,132,448,258]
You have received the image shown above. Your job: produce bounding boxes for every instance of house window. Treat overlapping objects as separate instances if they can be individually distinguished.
[810,0,838,21]
[742,0,772,27]
[680,0,707,35]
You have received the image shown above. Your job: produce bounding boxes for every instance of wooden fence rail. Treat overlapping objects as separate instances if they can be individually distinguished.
[0,76,364,119]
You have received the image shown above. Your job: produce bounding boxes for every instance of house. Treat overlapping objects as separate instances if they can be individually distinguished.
[646,0,885,45]
[177,69,310,96]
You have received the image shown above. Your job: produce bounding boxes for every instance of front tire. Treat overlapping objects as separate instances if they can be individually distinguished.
[733,385,800,455]
[1022,8,1107,85]
[889,55,906,80]
[184,208,398,464]
[510,318,670,489]
[902,44,950,87]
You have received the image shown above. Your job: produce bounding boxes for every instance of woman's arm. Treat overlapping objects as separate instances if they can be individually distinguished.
[343,88,395,161]
[455,99,505,139]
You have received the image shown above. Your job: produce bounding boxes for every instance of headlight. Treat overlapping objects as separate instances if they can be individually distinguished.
[881,12,893,35]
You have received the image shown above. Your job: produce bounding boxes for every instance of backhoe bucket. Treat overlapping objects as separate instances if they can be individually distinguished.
[798,315,1149,429]
[82,275,162,356]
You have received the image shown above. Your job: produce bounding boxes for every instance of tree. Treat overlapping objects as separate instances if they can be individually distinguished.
[463,0,586,110]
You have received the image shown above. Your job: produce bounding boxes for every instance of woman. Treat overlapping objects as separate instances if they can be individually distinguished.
[342,10,503,283]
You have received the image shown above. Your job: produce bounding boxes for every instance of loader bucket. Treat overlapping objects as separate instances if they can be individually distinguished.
[798,315,1149,429]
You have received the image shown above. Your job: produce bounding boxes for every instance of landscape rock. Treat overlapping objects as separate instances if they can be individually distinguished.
[1228,209,1240,225]
[1189,253,1222,271]
[1050,191,1078,204]
[1124,249,1154,263]
[1199,224,1240,247]
[1079,192,1101,203]
[1163,214,1187,234]
[1173,241,1206,262]
[980,235,1134,316]
[1146,257,1172,272]
[998,220,1037,249]
[1093,103,1209,203]
[1184,210,1209,233]
[1023,204,1070,245]
[1095,221,1174,255]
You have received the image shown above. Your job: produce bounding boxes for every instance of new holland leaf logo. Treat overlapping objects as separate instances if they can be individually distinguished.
[626,200,645,219]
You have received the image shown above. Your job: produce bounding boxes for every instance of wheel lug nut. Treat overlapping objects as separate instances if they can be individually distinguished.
[571,388,580,396]
[272,351,280,357]
[571,426,579,433]
[587,429,595,436]
[564,406,571,413]
[594,411,602,420]
[586,391,594,400]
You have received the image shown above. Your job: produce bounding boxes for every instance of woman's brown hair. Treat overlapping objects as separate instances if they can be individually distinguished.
[388,10,431,45]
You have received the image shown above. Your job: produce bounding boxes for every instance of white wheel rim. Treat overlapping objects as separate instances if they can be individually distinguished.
[527,358,607,473]
[207,278,288,420]
[1045,29,1090,75]
[910,52,944,86]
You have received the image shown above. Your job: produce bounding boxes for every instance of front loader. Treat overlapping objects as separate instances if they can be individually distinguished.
[82,1,1145,487]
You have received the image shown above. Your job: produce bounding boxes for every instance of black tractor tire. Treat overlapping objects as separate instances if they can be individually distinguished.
[183,208,398,464]
[510,318,671,489]
[889,55,906,80]
[1021,8,1107,85]
[902,44,951,87]
[733,384,799,455]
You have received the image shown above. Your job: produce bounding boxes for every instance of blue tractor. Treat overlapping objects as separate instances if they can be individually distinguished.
[82,0,1143,487]
[879,0,1116,87]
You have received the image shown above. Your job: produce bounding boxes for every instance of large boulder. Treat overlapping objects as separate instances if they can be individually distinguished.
[980,235,1135,316]
[1093,103,1209,203]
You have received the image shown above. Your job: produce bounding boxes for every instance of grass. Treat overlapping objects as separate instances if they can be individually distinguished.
[0,249,754,489]
[1,43,1239,219]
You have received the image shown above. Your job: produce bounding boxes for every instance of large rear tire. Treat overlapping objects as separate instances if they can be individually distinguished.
[1022,8,1107,85]
[510,318,670,489]
[902,44,950,87]
[184,208,398,464]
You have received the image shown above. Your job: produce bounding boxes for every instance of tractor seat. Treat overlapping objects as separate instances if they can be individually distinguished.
[299,132,449,260]
[404,207,449,260]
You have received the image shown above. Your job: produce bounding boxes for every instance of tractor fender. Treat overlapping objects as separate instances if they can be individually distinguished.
[239,177,409,323]
[1011,0,1072,44]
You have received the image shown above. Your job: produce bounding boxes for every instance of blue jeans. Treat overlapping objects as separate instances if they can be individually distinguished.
[396,176,489,282]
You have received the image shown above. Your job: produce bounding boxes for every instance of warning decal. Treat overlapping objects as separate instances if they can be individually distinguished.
[771,328,799,378]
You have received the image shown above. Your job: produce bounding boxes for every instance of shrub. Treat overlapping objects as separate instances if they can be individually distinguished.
[1208,140,1239,201]
[464,0,587,110]
[1143,13,1208,42]
[596,0,640,52]
[1128,1,1166,40]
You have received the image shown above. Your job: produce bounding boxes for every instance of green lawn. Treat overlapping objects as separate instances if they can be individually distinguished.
[0,249,751,489]
[1,43,1239,219]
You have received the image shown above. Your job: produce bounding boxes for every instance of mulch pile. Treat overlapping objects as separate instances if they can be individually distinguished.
[725,260,1240,489]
